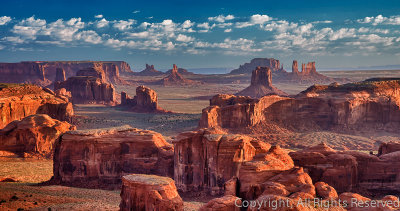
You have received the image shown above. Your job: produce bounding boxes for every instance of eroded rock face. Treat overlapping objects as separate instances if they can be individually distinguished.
[120,174,183,211]
[292,60,299,74]
[0,84,73,129]
[54,76,115,104]
[199,94,288,129]
[290,142,400,195]
[0,114,75,158]
[236,67,288,98]
[121,86,168,113]
[55,68,66,82]
[53,126,174,188]
[173,128,270,195]
[76,67,106,82]
[378,141,400,156]
[201,79,400,133]
[0,61,131,85]
[199,195,241,211]
[157,64,196,86]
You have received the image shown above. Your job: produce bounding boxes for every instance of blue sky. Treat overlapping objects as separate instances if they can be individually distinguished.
[0,0,399,70]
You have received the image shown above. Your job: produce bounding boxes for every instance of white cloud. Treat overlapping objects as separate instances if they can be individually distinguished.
[182,20,194,29]
[328,28,356,40]
[358,15,400,25]
[236,14,272,28]
[133,10,140,14]
[12,16,46,39]
[96,18,109,28]
[176,34,194,42]
[208,14,234,23]
[126,31,149,38]
[311,20,333,24]
[113,19,136,30]
[94,14,103,19]
[224,28,232,33]
[2,36,25,44]
[74,30,102,44]
[0,16,12,25]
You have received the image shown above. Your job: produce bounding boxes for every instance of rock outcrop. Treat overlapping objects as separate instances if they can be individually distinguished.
[0,114,75,158]
[290,142,400,196]
[235,67,288,98]
[121,86,168,113]
[120,174,183,211]
[52,126,174,188]
[199,195,241,211]
[0,84,73,129]
[135,64,164,76]
[200,79,400,133]
[54,71,116,104]
[165,67,194,75]
[55,68,66,82]
[230,58,284,74]
[0,61,131,85]
[156,64,196,86]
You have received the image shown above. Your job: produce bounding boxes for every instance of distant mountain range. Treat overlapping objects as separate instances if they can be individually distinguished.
[320,64,400,71]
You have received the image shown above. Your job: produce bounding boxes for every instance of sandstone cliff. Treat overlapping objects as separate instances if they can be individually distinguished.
[0,84,74,129]
[0,61,131,85]
[52,126,174,188]
[55,68,66,82]
[230,58,284,74]
[235,67,288,98]
[0,114,75,158]
[54,74,116,105]
[121,86,168,113]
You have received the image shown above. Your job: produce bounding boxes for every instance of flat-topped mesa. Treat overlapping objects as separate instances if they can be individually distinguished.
[292,60,299,74]
[0,62,49,86]
[120,174,184,211]
[55,68,66,82]
[235,67,288,98]
[230,58,285,74]
[54,70,116,105]
[76,67,106,82]
[121,86,168,113]
[135,64,164,76]
[0,84,73,129]
[0,114,75,158]
[156,64,196,86]
[52,126,174,188]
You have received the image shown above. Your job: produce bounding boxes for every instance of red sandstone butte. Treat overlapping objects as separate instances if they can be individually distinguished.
[52,125,174,188]
[120,174,183,211]
[236,66,288,98]
[0,84,73,129]
[156,64,197,86]
[121,86,168,113]
[135,64,164,76]
[0,114,75,158]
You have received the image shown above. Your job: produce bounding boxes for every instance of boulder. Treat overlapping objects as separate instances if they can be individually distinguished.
[378,141,400,156]
[120,174,183,211]
[235,67,288,98]
[315,182,338,199]
[0,114,75,158]
[199,195,241,211]
[0,84,73,129]
[120,86,168,113]
[52,125,174,188]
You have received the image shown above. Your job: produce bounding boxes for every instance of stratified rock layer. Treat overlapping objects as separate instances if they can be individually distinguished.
[156,64,196,86]
[120,174,183,211]
[53,126,174,188]
[236,67,288,98]
[121,86,168,113]
[230,58,284,74]
[0,84,73,129]
[55,68,66,82]
[54,76,115,104]
[0,114,75,158]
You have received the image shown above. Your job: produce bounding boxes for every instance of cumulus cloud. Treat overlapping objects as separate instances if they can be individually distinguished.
[74,30,102,44]
[236,14,272,28]
[208,14,234,23]
[358,15,400,25]
[96,18,109,28]
[94,14,103,19]
[176,34,194,42]
[113,19,136,30]
[0,16,12,25]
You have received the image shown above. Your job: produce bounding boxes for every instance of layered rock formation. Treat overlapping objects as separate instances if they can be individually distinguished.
[120,174,183,211]
[135,64,164,76]
[0,61,131,85]
[121,86,168,113]
[55,68,66,82]
[230,58,284,74]
[235,67,288,98]
[165,67,194,75]
[200,79,400,133]
[0,84,73,129]
[53,126,174,188]
[173,128,273,195]
[54,69,116,104]
[290,142,400,196]
[0,114,75,158]
[156,64,196,86]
